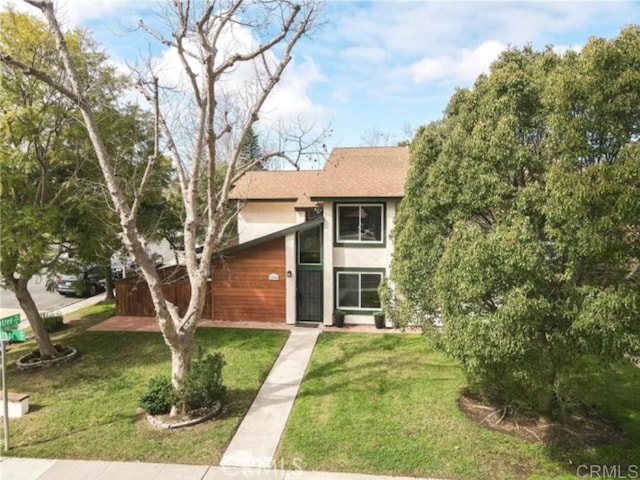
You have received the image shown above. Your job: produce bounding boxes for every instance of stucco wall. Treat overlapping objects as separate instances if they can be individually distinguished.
[322,200,397,325]
[237,201,298,243]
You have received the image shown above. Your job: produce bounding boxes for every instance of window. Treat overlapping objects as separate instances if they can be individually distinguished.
[336,204,383,243]
[336,271,382,310]
[298,225,322,264]
[305,207,322,221]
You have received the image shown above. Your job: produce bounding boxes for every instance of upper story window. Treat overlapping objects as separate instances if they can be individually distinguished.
[336,204,384,244]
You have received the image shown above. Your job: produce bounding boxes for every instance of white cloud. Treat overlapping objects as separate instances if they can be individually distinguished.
[142,16,327,154]
[341,45,389,64]
[409,40,507,84]
[51,0,135,25]
[329,1,633,62]
[152,19,261,92]
[0,0,141,26]
[262,55,327,124]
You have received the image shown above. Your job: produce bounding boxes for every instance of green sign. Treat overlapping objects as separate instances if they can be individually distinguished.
[0,330,25,342]
[0,314,20,329]
[11,330,26,342]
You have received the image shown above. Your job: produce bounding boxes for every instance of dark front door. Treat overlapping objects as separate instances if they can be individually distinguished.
[296,224,323,322]
[297,270,323,321]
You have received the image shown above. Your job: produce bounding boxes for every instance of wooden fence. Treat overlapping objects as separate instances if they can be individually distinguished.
[115,267,212,318]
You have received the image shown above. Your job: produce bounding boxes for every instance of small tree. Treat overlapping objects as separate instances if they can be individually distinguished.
[392,28,640,418]
[239,126,265,169]
[1,0,322,414]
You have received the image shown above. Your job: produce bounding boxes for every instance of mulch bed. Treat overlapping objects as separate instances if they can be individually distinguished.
[16,344,78,370]
[458,389,624,448]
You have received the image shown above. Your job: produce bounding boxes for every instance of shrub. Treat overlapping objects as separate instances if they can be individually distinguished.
[140,375,173,415]
[179,351,226,411]
[41,312,64,332]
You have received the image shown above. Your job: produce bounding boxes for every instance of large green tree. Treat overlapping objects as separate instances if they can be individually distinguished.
[392,27,640,417]
[0,9,167,353]
[0,8,123,356]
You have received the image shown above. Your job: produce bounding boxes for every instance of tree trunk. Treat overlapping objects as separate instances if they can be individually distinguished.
[104,268,115,300]
[536,328,556,422]
[168,329,195,416]
[13,278,57,358]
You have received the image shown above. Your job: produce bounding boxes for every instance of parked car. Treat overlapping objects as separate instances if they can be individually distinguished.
[56,267,105,297]
[111,252,164,281]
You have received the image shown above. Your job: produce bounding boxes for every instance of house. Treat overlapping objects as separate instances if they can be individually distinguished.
[115,146,410,326]
[220,146,410,326]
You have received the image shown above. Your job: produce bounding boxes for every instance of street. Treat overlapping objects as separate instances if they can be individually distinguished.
[0,273,86,315]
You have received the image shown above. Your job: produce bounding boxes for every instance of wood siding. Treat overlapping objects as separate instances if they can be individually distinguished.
[213,237,286,322]
[115,239,286,323]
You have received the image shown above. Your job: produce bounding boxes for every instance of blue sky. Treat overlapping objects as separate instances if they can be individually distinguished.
[5,0,640,150]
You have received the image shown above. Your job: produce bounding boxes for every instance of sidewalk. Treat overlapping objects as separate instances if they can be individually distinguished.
[0,457,442,479]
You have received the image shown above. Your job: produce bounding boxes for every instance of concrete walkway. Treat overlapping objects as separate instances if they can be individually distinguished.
[0,457,443,480]
[220,327,321,469]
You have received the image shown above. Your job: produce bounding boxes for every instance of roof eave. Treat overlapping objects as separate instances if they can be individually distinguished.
[228,197,299,202]
[309,195,404,202]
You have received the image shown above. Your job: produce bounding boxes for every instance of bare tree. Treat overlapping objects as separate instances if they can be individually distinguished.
[360,126,395,147]
[360,124,416,147]
[0,0,321,414]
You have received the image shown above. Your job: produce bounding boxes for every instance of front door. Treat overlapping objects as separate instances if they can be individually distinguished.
[297,270,322,321]
[296,225,323,322]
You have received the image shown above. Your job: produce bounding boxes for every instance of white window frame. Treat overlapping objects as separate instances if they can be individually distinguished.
[336,270,383,311]
[335,203,384,244]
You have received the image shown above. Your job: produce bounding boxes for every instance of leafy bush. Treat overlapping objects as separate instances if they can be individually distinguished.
[41,312,64,332]
[140,351,227,414]
[140,375,173,415]
[179,351,226,411]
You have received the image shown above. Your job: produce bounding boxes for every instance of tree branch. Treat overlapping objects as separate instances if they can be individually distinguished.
[131,77,160,216]
[212,4,301,77]
[0,52,82,107]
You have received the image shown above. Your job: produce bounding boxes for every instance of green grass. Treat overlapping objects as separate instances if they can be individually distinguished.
[3,302,289,464]
[276,333,640,480]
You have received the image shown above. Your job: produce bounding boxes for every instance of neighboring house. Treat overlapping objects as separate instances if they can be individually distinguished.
[223,146,409,326]
[115,146,410,326]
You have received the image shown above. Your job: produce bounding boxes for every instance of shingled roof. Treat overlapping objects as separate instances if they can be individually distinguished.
[229,146,410,206]
[230,170,322,208]
[311,146,409,199]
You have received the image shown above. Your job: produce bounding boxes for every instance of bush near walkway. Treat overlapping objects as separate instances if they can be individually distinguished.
[3,303,288,464]
[277,333,640,480]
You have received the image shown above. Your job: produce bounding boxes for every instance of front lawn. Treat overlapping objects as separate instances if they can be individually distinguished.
[3,303,289,464]
[276,333,640,480]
